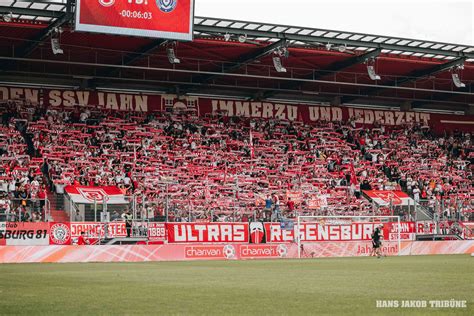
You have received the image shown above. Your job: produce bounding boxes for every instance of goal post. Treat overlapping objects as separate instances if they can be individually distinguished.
[296,215,401,259]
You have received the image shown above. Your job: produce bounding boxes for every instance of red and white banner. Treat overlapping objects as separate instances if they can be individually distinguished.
[2,86,473,133]
[147,223,167,242]
[383,221,436,241]
[70,222,128,240]
[167,223,249,243]
[363,190,414,206]
[267,221,437,243]
[75,0,194,41]
[0,241,473,263]
[0,221,444,246]
[65,186,129,205]
[265,222,383,243]
[0,222,49,246]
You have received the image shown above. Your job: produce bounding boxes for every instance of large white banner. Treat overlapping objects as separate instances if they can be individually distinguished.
[65,186,129,205]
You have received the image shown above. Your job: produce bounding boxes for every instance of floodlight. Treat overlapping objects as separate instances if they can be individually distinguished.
[367,65,381,80]
[452,73,466,88]
[167,48,180,64]
[224,33,231,41]
[51,38,63,55]
[272,56,287,73]
[451,65,466,88]
[366,58,381,81]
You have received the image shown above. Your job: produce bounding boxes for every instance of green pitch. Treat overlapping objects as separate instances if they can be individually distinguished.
[0,255,472,315]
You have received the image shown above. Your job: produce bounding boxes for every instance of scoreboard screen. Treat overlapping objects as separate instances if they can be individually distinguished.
[75,0,194,41]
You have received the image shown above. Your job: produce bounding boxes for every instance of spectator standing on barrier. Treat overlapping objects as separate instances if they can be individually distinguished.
[122,210,133,237]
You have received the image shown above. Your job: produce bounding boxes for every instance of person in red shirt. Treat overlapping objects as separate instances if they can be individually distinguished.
[287,197,295,215]
[77,232,90,245]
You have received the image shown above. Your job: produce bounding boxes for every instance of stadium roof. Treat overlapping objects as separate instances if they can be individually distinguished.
[0,0,473,113]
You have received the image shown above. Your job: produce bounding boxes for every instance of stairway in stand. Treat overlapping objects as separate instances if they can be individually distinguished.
[47,191,69,222]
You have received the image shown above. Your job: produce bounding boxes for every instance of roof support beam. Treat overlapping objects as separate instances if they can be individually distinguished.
[392,57,466,86]
[342,57,467,104]
[221,39,287,73]
[18,14,71,58]
[263,48,382,99]
[313,48,382,79]
[191,39,287,85]
[120,39,167,67]
[97,39,167,78]
[16,1,73,58]
[0,3,72,72]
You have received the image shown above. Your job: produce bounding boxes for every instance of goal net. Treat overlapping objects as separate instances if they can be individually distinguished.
[296,215,401,258]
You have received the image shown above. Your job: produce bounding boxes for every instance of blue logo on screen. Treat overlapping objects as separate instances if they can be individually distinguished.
[157,0,177,13]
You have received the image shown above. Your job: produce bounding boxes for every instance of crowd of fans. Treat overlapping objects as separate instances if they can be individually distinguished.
[0,100,472,224]
[1,102,47,221]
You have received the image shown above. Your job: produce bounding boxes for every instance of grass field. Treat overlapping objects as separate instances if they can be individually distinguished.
[0,255,472,315]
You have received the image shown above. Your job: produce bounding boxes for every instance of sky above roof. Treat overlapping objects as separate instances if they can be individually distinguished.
[195,0,474,46]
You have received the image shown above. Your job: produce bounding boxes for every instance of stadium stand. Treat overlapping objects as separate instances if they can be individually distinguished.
[1,100,472,223]
[0,3,472,230]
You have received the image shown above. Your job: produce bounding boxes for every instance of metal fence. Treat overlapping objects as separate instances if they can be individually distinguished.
[0,197,50,222]
[418,198,473,222]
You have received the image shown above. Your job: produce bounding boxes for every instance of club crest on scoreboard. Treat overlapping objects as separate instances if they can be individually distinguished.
[157,0,178,13]
[98,0,115,7]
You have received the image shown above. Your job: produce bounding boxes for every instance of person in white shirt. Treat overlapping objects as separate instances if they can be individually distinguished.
[123,176,131,186]
[30,178,39,190]
[0,179,7,192]
[413,186,421,202]
[115,173,124,184]
[20,175,29,185]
